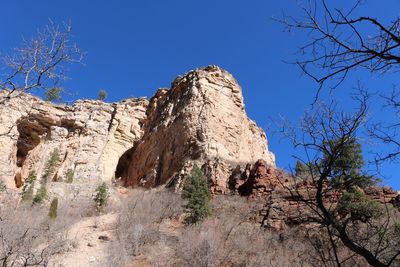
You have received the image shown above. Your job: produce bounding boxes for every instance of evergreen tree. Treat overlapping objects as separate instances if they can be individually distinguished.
[94,182,109,212]
[22,171,36,201]
[33,149,60,204]
[182,165,212,224]
[98,89,107,101]
[320,137,376,189]
[44,87,63,102]
[0,179,5,193]
[48,197,58,219]
[295,160,309,176]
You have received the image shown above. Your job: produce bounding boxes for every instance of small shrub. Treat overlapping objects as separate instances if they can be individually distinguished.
[22,171,37,201]
[65,169,74,183]
[98,89,107,101]
[33,186,47,204]
[44,87,63,102]
[182,164,212,224]
[94,182,109,211]
[43,149,60,180]
[0,179,6,193]
[33,149,60,204]
[49,197,59,219]
[294,160,308,176]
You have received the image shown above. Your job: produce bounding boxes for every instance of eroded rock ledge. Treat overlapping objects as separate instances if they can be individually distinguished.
[0,93,148,188]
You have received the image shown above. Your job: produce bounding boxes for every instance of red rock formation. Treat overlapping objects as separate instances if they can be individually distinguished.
[226,159,400,230]
[228,159,285,197]
[14,172,23,188]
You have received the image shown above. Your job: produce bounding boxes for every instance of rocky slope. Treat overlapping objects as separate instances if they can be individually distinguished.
[0,65,274,194]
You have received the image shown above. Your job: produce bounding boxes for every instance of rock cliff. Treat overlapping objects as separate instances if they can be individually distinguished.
[0,92,147,189]
[117,65,275,189]
[0,65,398,234]
[0,65,274,193]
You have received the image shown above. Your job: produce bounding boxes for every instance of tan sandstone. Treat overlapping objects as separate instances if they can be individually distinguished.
[117,65,275,190]
[0,92,147,190]
[0,65,274,197]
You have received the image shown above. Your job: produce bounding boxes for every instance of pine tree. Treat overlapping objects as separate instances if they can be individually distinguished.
[33,149,60,204]
[94,182,109,212]
[22,171,36,201]
[48,197,58,219]
[182,165,212,224]
[44,87,63,102]
[0,179,5,193]
[98,89,107,101]
[295,160,308,176]
[320,137,376,189]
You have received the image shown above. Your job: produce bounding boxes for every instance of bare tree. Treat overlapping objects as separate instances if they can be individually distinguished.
[368,89,400,163]
[0,21,83,104]
[109,189,184,266]
[277,4,400,264]
[278,0,400,164]
[278,0,400,93]
[282,94,400,267]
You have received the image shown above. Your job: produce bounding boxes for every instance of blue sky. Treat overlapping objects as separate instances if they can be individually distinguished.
[1,1,399,189]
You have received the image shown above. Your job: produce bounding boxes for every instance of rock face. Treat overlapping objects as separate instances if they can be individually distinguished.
[0,65,274,194]
[0,92,147,188]
[116,65,275,189]
[233,161,400,230]
[0,65,398,233]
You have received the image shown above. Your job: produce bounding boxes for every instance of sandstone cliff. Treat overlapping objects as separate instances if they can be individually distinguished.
[0,65,275,193]
[117,65,275,190]
[0,92,147,189]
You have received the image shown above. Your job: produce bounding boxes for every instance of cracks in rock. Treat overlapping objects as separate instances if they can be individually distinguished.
[108,104,118,132]
[154,155,163,187]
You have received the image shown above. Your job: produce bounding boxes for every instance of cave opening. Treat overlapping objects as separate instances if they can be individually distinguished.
[115,147,135,185]
[16,117,49,167]
[237,177,255,196]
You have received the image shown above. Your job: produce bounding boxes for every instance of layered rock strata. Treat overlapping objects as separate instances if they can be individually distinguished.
[0,92,147,188]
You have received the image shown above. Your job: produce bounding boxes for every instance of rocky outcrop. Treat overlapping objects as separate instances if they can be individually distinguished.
[116,66,275,189]
[0,92,147,188]
[233,161,400,230]
[229,160,285,197]
[0,65,274,194]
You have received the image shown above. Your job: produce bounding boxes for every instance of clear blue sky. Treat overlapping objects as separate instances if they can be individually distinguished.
[1,1,398,189]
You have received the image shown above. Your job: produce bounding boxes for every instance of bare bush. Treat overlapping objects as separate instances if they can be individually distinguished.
[109,190,351,266]
[0,191,91,266]
[174,195,319,267]
[109,188,183,266]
